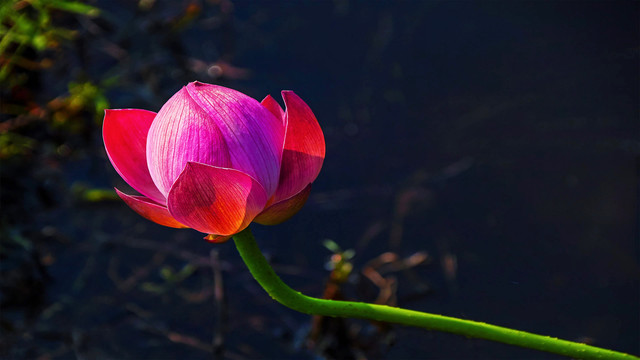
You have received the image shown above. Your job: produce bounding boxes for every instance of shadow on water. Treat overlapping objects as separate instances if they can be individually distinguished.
[1,1,638,359]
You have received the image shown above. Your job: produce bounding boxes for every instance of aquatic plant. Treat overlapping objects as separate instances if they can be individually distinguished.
[104,83,638,360]
[103,82,324,242]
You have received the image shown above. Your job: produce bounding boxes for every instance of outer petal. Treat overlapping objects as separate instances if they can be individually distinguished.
[261,95,285,126]
[167,162,268,236]
[115,188,187,228]
[146,87,232,197]
[271,91,325,204]
[204,234,232,243]
[254,184,312,225]
[185,82,284,197]
[103,109,165,204]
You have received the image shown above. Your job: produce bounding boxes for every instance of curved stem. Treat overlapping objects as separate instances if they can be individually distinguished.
[232,228,638,360]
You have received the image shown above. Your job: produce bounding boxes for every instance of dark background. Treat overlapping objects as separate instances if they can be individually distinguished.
[1,1,638,359]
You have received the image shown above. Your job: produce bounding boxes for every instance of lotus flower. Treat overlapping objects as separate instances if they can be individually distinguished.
[103,82,325,242]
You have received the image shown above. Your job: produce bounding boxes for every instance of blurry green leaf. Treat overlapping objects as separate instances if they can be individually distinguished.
[0,132,36,158]
[5,71,27,85]
[94,95,109,114]
[0,65,12,82]
[0,0,102,86]
[38,5,51,25]
[13,13,35,32]
[101,74,121,88]
[141,282,166,294]
[71,183,119,202]
[138,0,155,11]
[322,239,342,253]
[32,34,47,50]
[0,3,14,19]
[159,264,196,283]
[48,27,76,40]
[342,249,356,260]
[142,264,196,294]
[83,188,118,202]
[46,0,100,17]
[160,266,174,280]
[0,25,17,54]
[173,264,196,282]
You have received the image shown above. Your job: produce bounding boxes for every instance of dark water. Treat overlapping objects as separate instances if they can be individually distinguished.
[2,1,638,359]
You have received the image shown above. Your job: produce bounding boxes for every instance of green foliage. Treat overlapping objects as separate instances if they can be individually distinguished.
[322,239,355,263]
[322,239,355,283]
[44,0,100,16]
[70,182,119,202]
[1,1,108,153]
[0,131,35,159]
[141,264,198,295]
[0,0,99,85]
[49,81,110,125]
[68,81,109,116]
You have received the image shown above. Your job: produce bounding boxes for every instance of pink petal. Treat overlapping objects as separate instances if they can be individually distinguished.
[115,188,187,228]
[184,82,284,197]
[261,95,285,125]
[167,162,268,236]
[146,87,232,197]
[103,109,165,204]
[254,184,312,225]
[270,91,325,204]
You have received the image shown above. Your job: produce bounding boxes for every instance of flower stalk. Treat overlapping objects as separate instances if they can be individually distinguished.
[232,227,638,360]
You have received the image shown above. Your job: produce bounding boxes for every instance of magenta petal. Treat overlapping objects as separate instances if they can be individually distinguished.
[103,109,165,204]
[184,82,284,197]
[146,87,232,197]
[167,162,268,236]
[115,188,187,228]
[261,95,285,126]
[254,184,312,225]
[271,91,325,204]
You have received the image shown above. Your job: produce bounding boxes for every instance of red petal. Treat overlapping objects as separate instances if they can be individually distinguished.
[167,162,268,236]
[254,184,312,225]
[103,109,165,204]
[261,95,285,125]
[115,188,187,228]
[271,91,325,203]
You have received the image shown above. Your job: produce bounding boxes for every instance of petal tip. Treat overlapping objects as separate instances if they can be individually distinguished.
[114,188,186,229]
[204,234,232,243]
[280,90,297,101]
[262,94,275,102]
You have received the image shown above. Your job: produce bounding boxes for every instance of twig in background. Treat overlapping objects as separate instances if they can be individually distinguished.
[210,249,227,360]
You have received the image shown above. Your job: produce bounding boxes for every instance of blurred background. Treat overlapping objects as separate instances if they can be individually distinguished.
[1,1,638,359]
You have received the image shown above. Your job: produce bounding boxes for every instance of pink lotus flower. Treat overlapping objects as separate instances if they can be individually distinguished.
[103,82,325,242]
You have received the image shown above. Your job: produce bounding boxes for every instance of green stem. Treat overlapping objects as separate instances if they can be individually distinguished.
[232,228,638,360]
